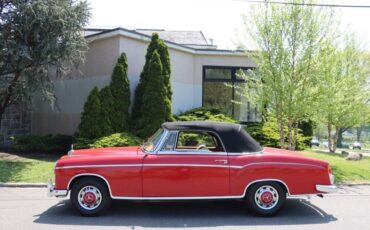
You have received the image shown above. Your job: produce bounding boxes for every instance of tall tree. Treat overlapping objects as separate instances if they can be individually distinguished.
[131,33,173,131]
[0,0,90,126]
[137,51,170,137]
[78,87,104,139]
[314,38,369,153]
[238,0,332,150]
[110,53,130,132]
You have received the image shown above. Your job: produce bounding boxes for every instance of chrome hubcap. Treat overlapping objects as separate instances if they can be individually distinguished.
[254,185,279,210]
[78,186,102,210]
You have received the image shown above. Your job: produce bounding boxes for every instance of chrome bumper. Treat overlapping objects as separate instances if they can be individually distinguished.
[316,184,338,193]
[47,182,68,198]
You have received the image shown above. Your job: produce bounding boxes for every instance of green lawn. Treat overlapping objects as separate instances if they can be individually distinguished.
[0,158,55,183]
[300,150,370,184]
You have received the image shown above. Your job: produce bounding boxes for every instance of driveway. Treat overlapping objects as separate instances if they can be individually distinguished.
[0,185,369,230]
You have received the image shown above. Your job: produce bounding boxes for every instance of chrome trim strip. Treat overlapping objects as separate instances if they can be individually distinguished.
[67,173,114,197]
[229,162,326,169]
[56,162,324,170]
[143,164,229,168]
[111,195,243,200]
[56,164,143,170]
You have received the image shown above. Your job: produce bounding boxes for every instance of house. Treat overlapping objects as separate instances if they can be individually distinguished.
[0,27,258,143]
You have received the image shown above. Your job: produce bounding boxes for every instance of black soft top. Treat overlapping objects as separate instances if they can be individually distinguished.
[162,121,262,153]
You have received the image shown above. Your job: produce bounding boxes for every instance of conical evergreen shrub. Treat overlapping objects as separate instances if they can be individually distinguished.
[78,87,104,139]
[137,51,171,137]
[132,33,173,135]
[99,86,114,136]
[110,53,130,132]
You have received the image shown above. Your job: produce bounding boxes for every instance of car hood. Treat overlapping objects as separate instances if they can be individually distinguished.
[66,146,140,157]
[262,147,329,168]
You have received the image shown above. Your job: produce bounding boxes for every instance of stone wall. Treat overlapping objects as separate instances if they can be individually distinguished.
[0,104,31,146]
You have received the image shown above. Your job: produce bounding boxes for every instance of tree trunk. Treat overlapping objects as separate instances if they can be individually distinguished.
[333,127,340,153]
[0,73,21,130]
[337,128,343,148]
[356,126,363,142]
[279,120,285,149]
[288,118,293,150]
[328,123,334,153]
[292,120,298,151]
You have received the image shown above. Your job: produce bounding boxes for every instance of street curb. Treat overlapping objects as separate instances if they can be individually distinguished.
[0,183,47,188]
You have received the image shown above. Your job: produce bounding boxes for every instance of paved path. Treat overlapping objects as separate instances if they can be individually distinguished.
[0,185,369,230]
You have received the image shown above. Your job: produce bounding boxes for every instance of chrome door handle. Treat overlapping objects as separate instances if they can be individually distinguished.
[214,159,228,165]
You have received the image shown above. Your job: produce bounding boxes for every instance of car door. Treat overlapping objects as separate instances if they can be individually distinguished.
[142,130,230,197]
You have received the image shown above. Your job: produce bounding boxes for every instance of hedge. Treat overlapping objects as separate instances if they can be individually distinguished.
[74,132,142,149]
[11,134,73,153]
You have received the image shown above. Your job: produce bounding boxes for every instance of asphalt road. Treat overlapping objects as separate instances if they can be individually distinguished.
[0,185,369,230]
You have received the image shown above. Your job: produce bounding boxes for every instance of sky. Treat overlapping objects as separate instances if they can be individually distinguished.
[87,0,370,50]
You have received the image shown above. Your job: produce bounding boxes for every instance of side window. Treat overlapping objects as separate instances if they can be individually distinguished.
[176,131,224,152]
[160,131,177,152]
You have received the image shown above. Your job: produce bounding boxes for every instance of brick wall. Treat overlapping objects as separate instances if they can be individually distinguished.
[0,103,31,146]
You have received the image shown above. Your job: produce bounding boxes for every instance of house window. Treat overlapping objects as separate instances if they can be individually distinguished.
[202,66,260,123]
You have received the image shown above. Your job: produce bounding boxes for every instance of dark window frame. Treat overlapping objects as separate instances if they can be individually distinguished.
[202,65,257,123]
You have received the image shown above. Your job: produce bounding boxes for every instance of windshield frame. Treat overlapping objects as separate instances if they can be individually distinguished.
[141,128,167,153]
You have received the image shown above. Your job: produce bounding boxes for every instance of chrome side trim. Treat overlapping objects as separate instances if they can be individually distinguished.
[56,162,324,170]
[143,164,229,168]
[56,164,143,170]
[110,195,243,200]
[229,162,326,169]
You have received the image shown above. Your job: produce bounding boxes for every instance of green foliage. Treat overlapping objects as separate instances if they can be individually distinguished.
[0,0,90,119]
[74,132,142,149]
[78,87,105,139]
[110,53,130,132]
[12,134,73,153]
[132,33,173,133]
[175,107,238,123]
[246,117,310,150]
[136,51,171,137]
[98,86,114,135]
[241,1,333,149]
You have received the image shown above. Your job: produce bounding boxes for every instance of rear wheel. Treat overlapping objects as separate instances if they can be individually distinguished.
[246,182,286,217]
[70,178,111,216]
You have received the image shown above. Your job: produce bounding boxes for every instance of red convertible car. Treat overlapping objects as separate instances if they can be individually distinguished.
[48,121,336,216]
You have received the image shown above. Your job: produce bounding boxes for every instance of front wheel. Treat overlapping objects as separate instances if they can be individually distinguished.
[245,182,286,217]
[70,178,111,216]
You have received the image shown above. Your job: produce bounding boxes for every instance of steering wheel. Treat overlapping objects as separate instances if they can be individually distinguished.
[196,144,208,150]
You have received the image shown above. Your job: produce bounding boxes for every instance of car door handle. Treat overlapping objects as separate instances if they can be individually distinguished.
[214,159,228,165]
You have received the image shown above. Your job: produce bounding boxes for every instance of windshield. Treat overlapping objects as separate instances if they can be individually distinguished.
[141,128,165,152]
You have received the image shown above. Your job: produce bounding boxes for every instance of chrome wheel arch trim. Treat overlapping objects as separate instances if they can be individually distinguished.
[67,173,114,198]
[242,179,291,197]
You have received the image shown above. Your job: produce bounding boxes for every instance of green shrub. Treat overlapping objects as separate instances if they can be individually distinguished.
[74,132,142,149]
[136,50,172,138]
[132,33,173,133]
[12,134,73,153]
[245,117,311,150]
[110,52,130,132]
[175,107,238,123]
[78,87,105,139]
